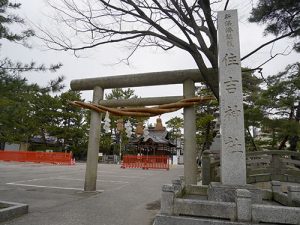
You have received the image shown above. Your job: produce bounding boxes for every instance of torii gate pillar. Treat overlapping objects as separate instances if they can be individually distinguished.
[84,86,103,191]
[183,79,197,185]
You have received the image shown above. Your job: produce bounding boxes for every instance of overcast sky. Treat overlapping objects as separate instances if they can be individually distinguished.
[2,0,299,125]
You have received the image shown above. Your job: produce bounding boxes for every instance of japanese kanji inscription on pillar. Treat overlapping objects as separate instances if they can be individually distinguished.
[217,10,246,185]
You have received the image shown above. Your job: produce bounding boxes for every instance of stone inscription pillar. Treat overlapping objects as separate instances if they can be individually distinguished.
[217,10,246,185]
[183,79,197,185]
[84,86,103,191]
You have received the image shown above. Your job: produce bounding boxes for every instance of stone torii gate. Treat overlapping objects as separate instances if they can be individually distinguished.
[70,69,216,192]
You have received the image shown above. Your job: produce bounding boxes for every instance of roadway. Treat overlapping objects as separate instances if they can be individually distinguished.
[0,162,183,225]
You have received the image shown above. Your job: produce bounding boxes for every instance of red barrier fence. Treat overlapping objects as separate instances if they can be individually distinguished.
[0,150,75,165]
[121,155,169,170]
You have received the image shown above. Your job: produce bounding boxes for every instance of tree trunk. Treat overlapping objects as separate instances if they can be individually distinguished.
[278,106,294,150]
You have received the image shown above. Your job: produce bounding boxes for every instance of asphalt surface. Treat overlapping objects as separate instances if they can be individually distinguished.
[0,162,183,225]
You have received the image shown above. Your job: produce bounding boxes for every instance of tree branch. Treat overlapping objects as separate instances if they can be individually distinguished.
[241,28,300,61]
[224,0,230,10]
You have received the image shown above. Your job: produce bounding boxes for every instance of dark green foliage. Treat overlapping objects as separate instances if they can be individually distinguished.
[0,0,34,44]
[166,116,183,146]
[249,0,300,51]
[102,88,144,155]
[0,73,39,143]
[242,70,264,151]
[0,1,89,159]
[255,63,300,150]
[195,86,218,153]
[241,64,300,151]
[0,0,62,76]
[105,88,138,100]
[55,91,89,158]
[0,76,89,158]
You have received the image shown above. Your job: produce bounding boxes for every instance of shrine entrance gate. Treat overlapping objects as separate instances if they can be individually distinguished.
[70,69,216,191]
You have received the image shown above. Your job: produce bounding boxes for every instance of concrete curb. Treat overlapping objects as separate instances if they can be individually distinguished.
[0,200,28,222]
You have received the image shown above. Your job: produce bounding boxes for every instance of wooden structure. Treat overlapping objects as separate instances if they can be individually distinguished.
[126,118,176,156]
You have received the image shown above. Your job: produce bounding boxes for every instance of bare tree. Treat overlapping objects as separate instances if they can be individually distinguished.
[39,0,220,97]
[38,0,298,99]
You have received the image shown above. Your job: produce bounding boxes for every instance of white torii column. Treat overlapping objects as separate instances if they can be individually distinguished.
[84,86,103,191]
[183,79,197,185]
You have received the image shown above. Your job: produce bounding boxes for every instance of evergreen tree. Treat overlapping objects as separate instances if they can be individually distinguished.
[0,74,39,144]
[195,86,218,153]
[105,88,138,100]
[249,0,300,52]
[55,91,89,158]
[0,0,62,74]
[256,63,300,150]
[166,116,183,146]
[0,0,33,45]
[103,88,143,155]
[242,70,264,151]
[0,0,62,148]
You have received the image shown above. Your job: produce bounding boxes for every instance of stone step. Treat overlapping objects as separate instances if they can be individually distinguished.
[154,214,265,225]
[173,198,235,220]
[185,184,208,195]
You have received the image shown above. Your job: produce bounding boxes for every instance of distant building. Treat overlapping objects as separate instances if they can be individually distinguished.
[126,118,176,156]
[30,135,59,146]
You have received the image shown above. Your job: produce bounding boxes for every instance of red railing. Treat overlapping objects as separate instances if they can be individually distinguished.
[0,150,75,165]
[121,155,169,170]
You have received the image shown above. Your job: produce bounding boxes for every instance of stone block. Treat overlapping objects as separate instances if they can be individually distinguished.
[287,175,296,182]
[162,184,175,192]
[201,151,211,185]
[273,192,288,206]
[293,199,300,207]
[185,185,208,196]
[288,185,300,194]
[235,189,251,222]
[246,176,255,184]
[261,189,272,200]
[0,201,28,223]
[292,176,300,183]
[172,179,182,192]
[254,174,271,183]
[271,180,281,193]
[252,204,300,224]
[271,174,287,182]
[208,182,262,203]
[288,186,300,206]
[179,175,185,186]
[161,184,175,215]
[154,214,261,225]
[173,198,235,221]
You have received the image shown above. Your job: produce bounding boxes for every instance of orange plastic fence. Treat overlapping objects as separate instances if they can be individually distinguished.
[121,155,169,170]
[0,150,75,165]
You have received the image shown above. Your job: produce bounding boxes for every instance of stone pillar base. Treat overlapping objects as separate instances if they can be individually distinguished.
[208,182,262,203]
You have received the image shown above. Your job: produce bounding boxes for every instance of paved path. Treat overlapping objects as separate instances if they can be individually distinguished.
[0,162,183,225]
